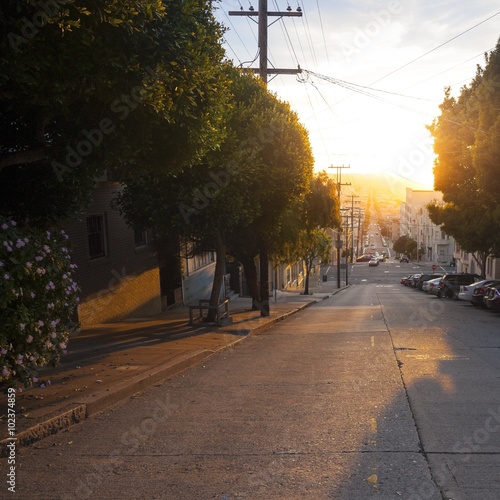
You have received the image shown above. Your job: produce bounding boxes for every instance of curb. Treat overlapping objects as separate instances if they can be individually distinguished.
[1,286,349,454]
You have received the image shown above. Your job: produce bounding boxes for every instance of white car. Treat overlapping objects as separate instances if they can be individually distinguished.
[424,277,442,294]
[458,279,495,302]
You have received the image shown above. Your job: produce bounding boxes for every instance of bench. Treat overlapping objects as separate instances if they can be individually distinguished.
[188,299,230,325]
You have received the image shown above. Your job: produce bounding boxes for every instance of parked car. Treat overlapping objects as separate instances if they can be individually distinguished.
[356,254,373,262]
[408,274,422,287]
[416,273,443,290]
[437,273,483,299]
[484,284,500,311]
[400,255,409,263]
[401,276,409,285]
[424,277,442,294]
[470,280,500,307]
[368,258,379,266]
[461,280,500,305]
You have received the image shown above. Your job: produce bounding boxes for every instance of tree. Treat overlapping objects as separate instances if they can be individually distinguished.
[229,91,314,315]
[277,172,340,295]
[393,235,409,255]
[0,0,229,224]
[427,39,500,273]
[117,69,313,319]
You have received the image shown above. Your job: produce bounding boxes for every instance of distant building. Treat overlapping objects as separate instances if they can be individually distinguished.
[400,188,454,264]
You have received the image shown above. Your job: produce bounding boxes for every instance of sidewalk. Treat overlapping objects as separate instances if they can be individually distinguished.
[1,270,346,453]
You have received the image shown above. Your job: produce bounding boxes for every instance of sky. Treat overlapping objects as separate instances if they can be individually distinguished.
[213,0,500,189]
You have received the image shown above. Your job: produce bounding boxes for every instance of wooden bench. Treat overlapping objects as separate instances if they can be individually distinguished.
[188,299,230,325]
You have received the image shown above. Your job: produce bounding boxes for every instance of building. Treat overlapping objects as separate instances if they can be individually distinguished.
[400,188,454,264]
[64,181,162,327]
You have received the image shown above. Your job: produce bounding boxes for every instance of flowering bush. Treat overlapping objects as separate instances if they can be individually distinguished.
[0,217,79,388]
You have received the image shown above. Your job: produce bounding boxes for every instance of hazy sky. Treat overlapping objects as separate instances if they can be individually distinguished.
[213,1,500,189]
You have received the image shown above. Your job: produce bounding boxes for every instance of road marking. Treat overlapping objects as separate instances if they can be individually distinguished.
[368,417,378,492]
[406,354,469,361]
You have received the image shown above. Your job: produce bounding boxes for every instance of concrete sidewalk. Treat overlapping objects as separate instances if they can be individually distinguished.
[1,271,347,453]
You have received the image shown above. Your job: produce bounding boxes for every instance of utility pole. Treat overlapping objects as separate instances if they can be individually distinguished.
[329,165,350,288]
[229,1,302,83]
[346,195,360,263]
[229,1,302,315]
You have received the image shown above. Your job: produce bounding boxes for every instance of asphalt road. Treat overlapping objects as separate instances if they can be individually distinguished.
[9,260,500,499]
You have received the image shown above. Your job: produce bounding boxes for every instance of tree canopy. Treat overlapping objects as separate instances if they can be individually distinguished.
[0,0,229,224]
[117,68,315,316]
[427,38,500,271]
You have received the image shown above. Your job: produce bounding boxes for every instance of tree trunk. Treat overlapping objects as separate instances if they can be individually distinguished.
[206,232,226,323]
[303,258,312,295]
[239,253,260,309]
[259,245,270,317]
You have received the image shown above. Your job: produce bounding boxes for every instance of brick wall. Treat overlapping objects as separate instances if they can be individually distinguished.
[63,182,161,326]
[78,267,162,326]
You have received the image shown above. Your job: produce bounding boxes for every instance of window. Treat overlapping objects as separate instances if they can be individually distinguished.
[134,228,147,247]
[87,214,106,260]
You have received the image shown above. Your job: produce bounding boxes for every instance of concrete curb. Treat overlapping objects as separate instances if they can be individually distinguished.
[1,286,349,453]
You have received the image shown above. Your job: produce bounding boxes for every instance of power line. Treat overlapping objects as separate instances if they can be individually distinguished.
[370,10,500,86]
[315,0,330,65]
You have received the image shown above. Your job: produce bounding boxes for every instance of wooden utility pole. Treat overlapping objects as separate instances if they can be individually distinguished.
[229,1,302,84]
[329,165,350,288]
[229,1,302,316]
[346,194,360,263]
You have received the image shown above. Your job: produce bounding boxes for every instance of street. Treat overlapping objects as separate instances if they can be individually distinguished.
[11,260,500,499]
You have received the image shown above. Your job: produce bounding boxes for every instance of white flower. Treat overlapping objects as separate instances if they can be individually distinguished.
[38,320,44,327]
[10,220,16,227]
[26,262,32,268]
[4,273,10,280]
[0,261,3,267]
[16,239,26,248]
[19,323,26,331]
[1,223,8,230]
[26,335,33,343]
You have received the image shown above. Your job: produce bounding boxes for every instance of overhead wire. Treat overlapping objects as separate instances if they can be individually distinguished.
[297,0,319,69]
[314,0,330,66]
[369,10,500,86]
